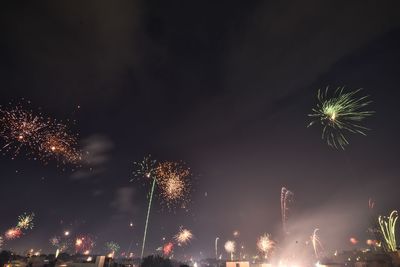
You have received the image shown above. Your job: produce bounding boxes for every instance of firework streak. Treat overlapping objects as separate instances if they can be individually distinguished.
[281,187,294,234]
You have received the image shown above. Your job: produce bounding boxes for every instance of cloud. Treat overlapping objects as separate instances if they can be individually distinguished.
[70,134,114,180]
[110,187,137,216]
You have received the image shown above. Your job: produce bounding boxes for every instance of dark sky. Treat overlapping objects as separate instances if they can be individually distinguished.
[1,0,400,261]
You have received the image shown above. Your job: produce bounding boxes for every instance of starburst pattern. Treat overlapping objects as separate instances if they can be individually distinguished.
[281,187,294,234]
[257,233,275,258]
[308,86,374,149]
[174,227,193,245]
[156,161,191,208]
[17,212,35,230]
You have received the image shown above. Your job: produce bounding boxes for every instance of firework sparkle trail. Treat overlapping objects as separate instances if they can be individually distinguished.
[311,228,323,259]
[132,155,158,259]
[281,187,294,234]
[308,86,374,149]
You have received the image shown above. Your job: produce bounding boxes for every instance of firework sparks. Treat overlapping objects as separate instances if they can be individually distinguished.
[50,236,70,252]
[311,229,323,259]
[156,161,191,209]
[163,242,174,256]
[257,233,275,259]
[0,102,82,164]
[75,235,95,254]
[5,227,22,240]
[378,210,398,252]
[0,236,3,248]
[133,156,193,259]
[105,241,120,257]
[17,212,35,230]
[281,187,294,234]
[50,236,61,247]
[131,155,157,182]
[224,240,235,260]
[308,87,374,149]
[174,227,193,245]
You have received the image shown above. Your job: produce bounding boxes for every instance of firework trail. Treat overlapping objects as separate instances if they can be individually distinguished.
[0,236,3,248]
[368,198,375,210]
[0,102,82,165]
[311,229,323,259]
[17,212,35,230]
[174,226,193,245]
[308,86,374,149]
[5,227,22,240]
[132,155,158,259]
[132,156,192,259]
[378,210,398,252]
[257,233,275,259]
[224,240,235,260]
[281,187,294,234]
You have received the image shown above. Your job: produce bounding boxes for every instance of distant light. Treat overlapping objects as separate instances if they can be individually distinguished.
[64,231,70,236]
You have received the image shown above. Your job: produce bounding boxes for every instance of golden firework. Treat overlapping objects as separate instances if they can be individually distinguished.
[174,226,193,245]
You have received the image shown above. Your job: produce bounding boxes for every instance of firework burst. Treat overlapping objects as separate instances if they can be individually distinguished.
[156,161,191,209]
[50,236,61,247]
[257,234,275,259]
[50,236,70,252]
[17,212,35,230]
[131,155,157,182]
[5,227,22,240]
[378,210,398,252]
[308,86,374,149]
[133,156,193,259]
[281,187,294,234]
[105,241,120,254]
[0,102,82,165]
[75,235,95,254]
[163,242,174,256]
[224,240,235,260]
[174,227,193,245]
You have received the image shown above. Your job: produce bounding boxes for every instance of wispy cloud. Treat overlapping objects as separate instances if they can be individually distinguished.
[71,134,114,180]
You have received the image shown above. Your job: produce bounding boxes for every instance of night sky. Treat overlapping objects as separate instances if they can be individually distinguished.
[1,0,400,261]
